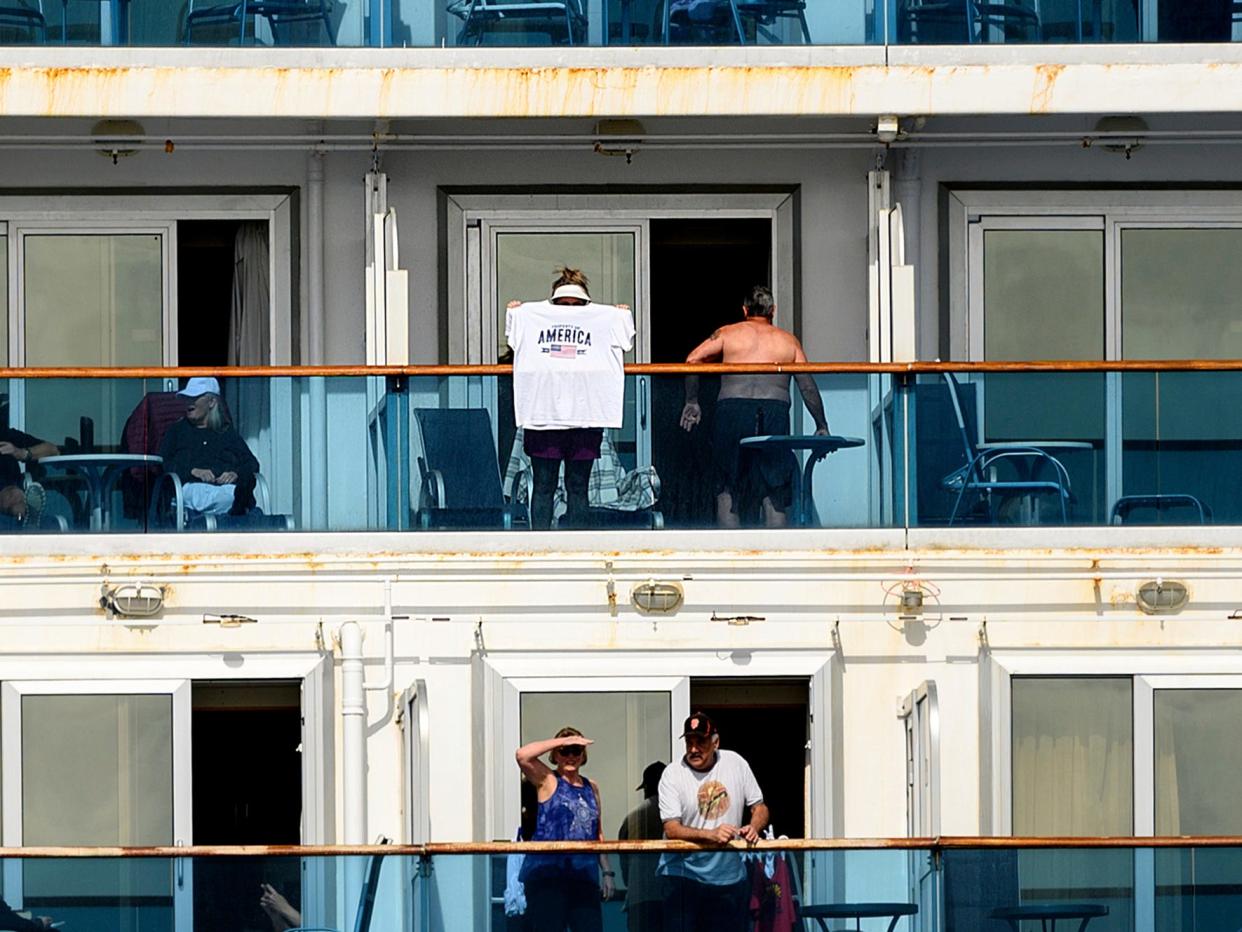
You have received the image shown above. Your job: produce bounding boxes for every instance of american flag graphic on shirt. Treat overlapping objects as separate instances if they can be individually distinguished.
[547,343,580,358]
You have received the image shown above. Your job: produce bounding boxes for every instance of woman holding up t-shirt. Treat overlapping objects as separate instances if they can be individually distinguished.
[506,268,635,529]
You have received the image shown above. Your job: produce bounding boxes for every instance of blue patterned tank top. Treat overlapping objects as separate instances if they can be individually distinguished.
[518,775,600,884]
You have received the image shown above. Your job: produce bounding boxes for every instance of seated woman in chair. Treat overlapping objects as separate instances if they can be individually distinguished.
[158,377,259,517]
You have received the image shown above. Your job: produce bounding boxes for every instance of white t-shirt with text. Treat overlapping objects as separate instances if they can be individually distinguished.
[656,749,764,886]
[507,300,635,430]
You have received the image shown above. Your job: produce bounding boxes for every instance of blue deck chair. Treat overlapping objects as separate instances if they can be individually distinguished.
[898,0,1039,42]
[448,0,586,45]
[185,0,335,45]
[941,372,1073,525]
[414,408,525,529]
[0,0,47,41]
[1110,494,1211,525]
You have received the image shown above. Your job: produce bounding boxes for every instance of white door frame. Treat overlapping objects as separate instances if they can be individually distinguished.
[445,191,798,365]
[478,650,835,840]
[0,193,295,366]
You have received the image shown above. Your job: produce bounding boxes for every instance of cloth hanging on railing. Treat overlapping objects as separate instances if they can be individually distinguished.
[747,828,797,932]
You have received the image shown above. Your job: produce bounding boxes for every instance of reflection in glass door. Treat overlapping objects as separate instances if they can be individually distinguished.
[1,680,192,931]
[15,227,173,447]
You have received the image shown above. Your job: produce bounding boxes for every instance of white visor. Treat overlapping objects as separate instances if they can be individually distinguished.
[550,283,591,303]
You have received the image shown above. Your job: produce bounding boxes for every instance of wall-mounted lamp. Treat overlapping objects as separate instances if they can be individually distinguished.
[593,119,645,164]
[898,586,925,620]
[100,581,165,618]
[1136,579,1188,615]
[631,580,684,614]
[91,119,145,165]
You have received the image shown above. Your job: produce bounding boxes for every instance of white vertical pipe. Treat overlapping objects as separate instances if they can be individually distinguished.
[307,150,326,365]
[307,152,329,527]
[340,620,367,845]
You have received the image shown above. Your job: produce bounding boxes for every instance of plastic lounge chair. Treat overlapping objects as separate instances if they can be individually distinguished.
[941,372,1073,525]
[414,408,526,530]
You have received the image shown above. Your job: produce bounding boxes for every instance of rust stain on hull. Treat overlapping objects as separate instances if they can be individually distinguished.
[2,61,1241,119]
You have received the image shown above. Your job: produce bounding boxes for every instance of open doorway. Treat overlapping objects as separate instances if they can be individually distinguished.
[178,220,241,367]
[649,218,773,527]
[192,681,302,932]
[689,677,809,838]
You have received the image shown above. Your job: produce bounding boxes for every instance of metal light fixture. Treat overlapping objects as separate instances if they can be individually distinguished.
[631,580,684,614]
[1136,579,1188,615]
[100,581,165,618]
[91,119,145,164]
[898,586,925,620]
[593,119,645,164]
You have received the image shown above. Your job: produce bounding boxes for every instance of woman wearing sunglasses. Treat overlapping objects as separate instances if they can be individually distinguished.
[515,726,615,930]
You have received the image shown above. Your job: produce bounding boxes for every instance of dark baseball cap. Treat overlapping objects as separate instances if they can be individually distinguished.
[635,761,666,791]
[679,711,717,739]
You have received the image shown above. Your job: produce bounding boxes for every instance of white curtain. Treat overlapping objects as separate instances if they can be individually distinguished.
[228,222,270,366]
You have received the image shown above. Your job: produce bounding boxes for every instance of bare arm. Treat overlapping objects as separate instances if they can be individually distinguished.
[791,344,829,433]
[663,818,739,845]
[515,734,591,797]
[681,330,724,431]
[685,330,725,365]
[741,802,770,843]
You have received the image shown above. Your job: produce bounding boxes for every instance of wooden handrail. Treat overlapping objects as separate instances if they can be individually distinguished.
[3,360,1242,378]
[3,837,1242,856]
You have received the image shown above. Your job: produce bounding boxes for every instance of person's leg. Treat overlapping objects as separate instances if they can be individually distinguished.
[530,456,560,530]
[760,496,788,528]
[632,900,663,932]
[700,878,750,932]
[524,879,569,930]
[0,484,25,520]
[715,491,741,528]
[565,879,603,932]
[663,877,697,932]
[563,458,592,529]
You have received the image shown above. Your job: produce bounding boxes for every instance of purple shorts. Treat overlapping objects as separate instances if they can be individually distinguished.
[524,428,603,461]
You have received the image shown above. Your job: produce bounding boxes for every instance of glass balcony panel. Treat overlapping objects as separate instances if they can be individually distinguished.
[943,847,1134,932]
[908,371,1105,527]
[1120,370,1242,524]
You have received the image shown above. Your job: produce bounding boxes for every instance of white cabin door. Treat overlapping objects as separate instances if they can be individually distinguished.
[1,679,193,931]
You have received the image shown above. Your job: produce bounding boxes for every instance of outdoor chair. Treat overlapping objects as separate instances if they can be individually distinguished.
[1110,493,1211,525]
[414,408,526,529]
[0,0,47,41]
[898,0,1040,42]
[185,0,335,45]
[447,0,587,45]
[941,372,1074,525]
[287,844,388,932]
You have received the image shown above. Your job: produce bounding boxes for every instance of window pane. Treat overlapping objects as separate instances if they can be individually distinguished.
[1012,677,1132,835]
[1154,689,1242,835]
[519,691,670,843]
[24,233,163,366]
[495,232,636,363]
[1122,228,1242,359]
[22,694,173,845]
[984,230,1104,360]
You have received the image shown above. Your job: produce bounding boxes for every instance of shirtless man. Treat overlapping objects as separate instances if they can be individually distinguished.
[679,285,828,528]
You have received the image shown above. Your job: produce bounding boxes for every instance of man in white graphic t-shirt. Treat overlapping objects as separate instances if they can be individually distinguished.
[657,712,768,932]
